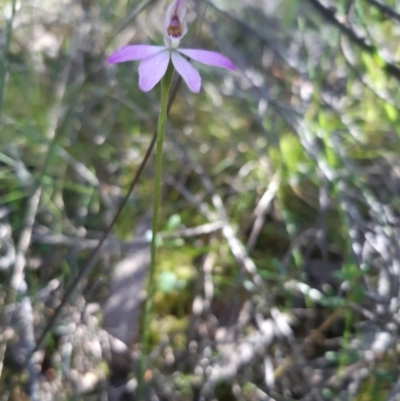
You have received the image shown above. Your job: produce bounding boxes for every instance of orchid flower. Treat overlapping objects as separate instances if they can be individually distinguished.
[107,0,236,93]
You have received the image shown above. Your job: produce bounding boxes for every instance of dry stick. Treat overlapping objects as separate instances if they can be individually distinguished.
[7,58,72,304]
[0,192,41,380]
[246,174,281,253]
[8,190,42,301]
[31,220,223,249]
[0,55,73,388]
[166,153,261,286]
[193,162,262,285]
[33,134,156,354]
[33,77,182,354]
[20,297,39,401]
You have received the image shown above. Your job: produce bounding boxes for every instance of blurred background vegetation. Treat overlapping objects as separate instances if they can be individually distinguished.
[1,0,400,399]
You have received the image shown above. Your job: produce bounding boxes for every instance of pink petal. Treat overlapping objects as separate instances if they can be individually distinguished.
[178,49,236,71]
[107,45,165,64]
[171,51,201,93]
[165,0,187,24]
[138,50,171,92]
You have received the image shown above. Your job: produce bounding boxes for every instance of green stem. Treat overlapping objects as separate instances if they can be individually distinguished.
[0,0,17,116]
[137,63,173,398]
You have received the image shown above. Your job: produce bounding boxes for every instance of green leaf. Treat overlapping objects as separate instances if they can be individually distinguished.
[384,103,398,122]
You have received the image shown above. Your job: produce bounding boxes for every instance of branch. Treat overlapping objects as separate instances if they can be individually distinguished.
[365,0,400,23]
[306,0,400,81]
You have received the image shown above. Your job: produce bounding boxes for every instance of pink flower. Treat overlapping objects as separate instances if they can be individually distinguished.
[107,0,236,93]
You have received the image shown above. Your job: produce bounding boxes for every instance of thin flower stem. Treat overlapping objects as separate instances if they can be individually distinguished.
[137,63,174,397]
[33,75,183,357]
